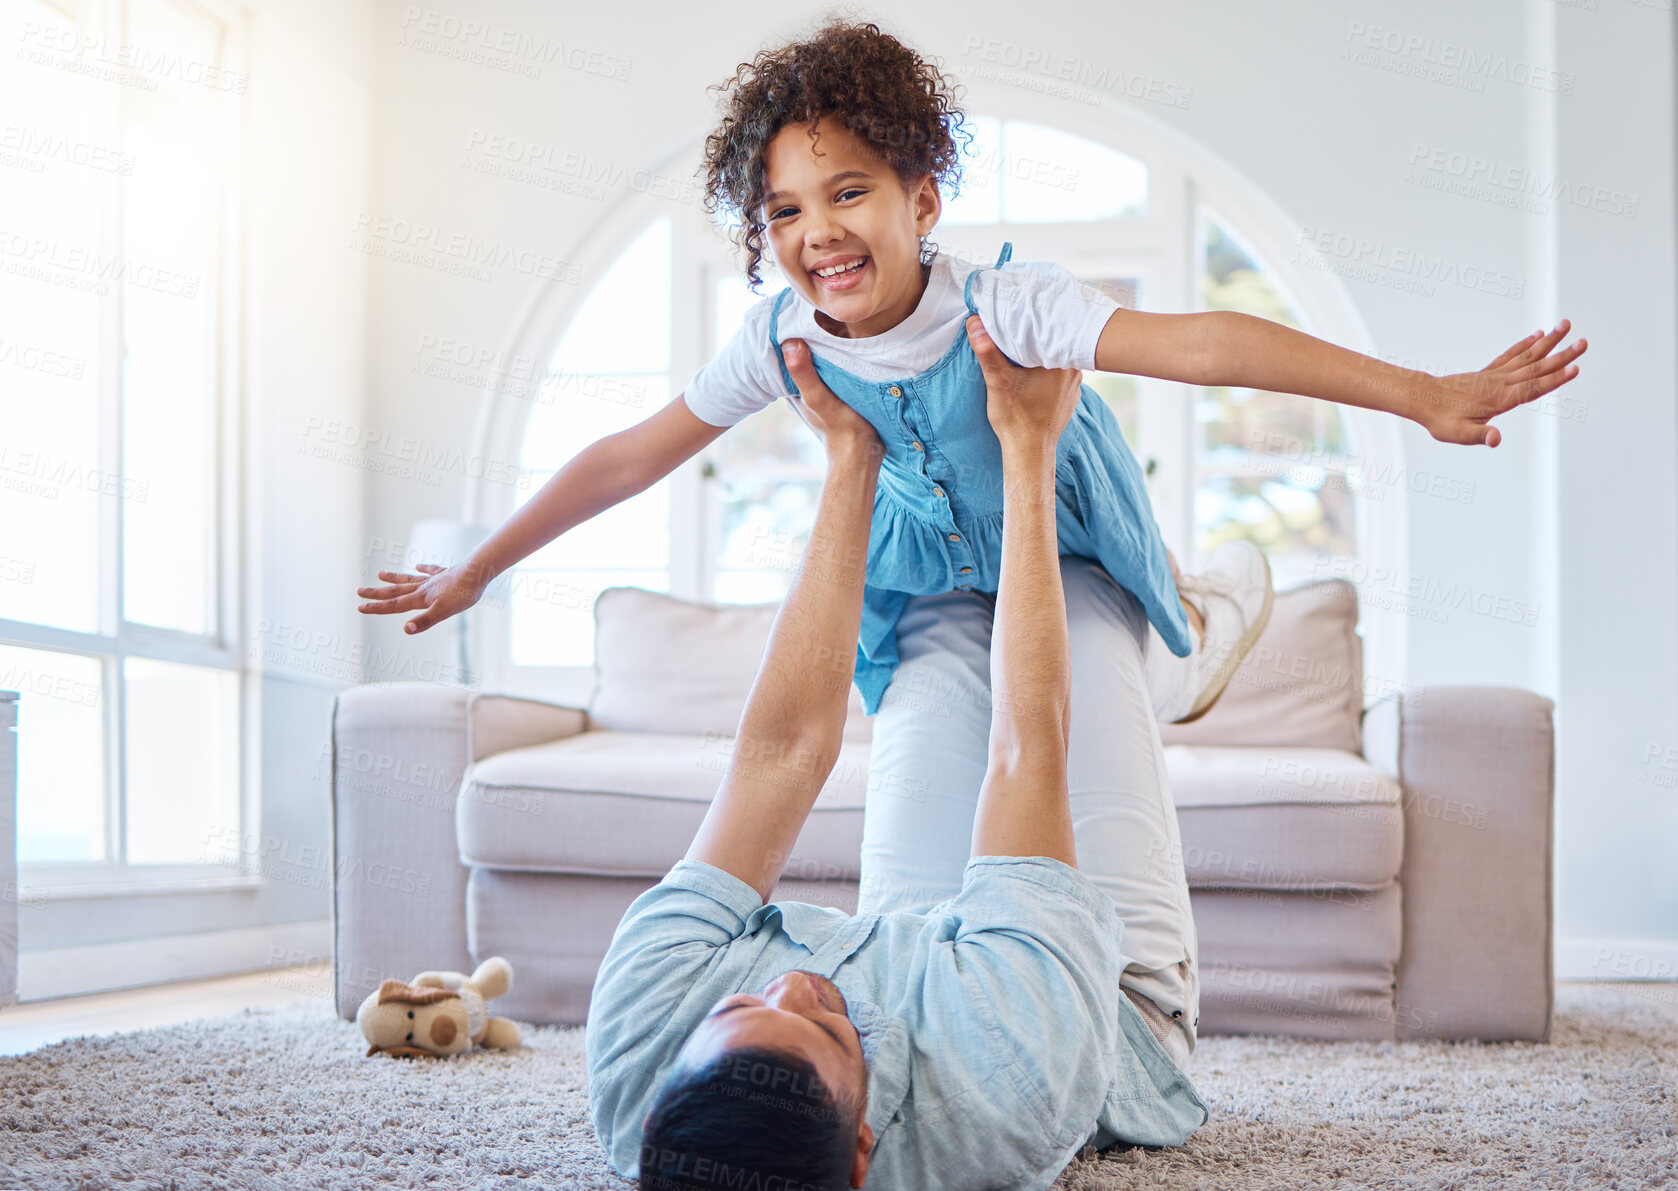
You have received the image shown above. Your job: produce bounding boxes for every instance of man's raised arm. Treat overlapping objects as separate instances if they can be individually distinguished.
[684,339,886,902]
[965,315,1086,868]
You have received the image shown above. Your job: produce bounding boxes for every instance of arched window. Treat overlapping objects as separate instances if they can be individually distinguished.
[506,217,673,667]
[1194,212,1360,578]
[480,105,1399,703]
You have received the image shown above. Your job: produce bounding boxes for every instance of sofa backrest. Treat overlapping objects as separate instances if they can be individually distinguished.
[1158,577,1364,753]
[589,586,874,743]
[589,575,1366,753]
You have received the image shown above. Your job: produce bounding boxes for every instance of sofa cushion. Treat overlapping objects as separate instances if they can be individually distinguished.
[1193,882,1405,1041]
[458,725,1400,892]
[1168,745,1403,888]
[1159,578,1364,753]
[589,578,1361,752]
[589,586,873,744]
[456,730,868,879]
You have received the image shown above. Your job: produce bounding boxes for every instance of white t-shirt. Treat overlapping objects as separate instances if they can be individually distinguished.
[682,252,1121,428]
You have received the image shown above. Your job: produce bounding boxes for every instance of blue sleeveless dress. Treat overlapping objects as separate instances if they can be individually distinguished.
[767,241,1193,715]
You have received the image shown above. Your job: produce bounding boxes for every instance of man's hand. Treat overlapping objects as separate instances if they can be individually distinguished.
[1411,319,1587,448]
[357,562,488,635]
[966,314,1083,459]
[783,339,885,465]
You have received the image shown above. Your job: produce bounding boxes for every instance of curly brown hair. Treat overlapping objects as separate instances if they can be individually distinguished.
[701,17,971,291]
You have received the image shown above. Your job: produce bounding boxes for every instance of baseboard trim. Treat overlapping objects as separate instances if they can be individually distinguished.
[1556,937,1678,982]
[16,919,331,1002]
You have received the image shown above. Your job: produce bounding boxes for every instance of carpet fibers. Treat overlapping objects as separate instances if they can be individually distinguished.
[1,985,1673,1190]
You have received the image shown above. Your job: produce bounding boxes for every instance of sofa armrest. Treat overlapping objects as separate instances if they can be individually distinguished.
[1362,685,1555,1042]
[466,693,588,763]
[329,681,476,1020]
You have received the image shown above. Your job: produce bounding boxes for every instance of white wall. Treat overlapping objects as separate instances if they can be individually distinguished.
[1549,1,1678,963]
[354,0,1678,971]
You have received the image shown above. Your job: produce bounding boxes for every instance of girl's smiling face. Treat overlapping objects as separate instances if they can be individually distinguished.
[759,116,941,339]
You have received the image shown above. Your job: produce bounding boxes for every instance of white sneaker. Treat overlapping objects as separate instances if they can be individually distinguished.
[1169,540,1274,724]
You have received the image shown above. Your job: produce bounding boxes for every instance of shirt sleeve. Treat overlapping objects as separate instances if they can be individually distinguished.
[679,292,785,428]
[584,858,766,1176]
[936,857,1130,1156]
[968,259,1122,371]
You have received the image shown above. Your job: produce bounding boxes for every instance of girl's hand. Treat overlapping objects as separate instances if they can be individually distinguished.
[356,562,487,635]
[1414,319,1587,448]
[782,339,884,464]
[967,314,1082,451]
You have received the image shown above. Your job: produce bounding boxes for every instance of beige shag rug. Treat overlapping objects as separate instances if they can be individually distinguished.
[0,986,1674,1190]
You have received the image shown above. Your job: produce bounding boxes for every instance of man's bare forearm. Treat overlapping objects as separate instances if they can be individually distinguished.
[684,442,880,900]
[735,445,881,762]
[1201,309,1426,420]
[970,441,1077,866]
[988,444,1070,763]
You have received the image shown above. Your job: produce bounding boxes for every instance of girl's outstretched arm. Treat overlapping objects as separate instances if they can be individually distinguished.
[1093,308,1587,448]
[356,393,726,634]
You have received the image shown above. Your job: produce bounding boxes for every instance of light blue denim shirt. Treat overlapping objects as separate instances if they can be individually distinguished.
[586,855,1209,1191]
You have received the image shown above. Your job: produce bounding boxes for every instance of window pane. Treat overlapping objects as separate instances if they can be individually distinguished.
[1085,372,1139,453]
[941,114,1001,227]
[714,476,822,604]
[124,657,239,865]
[712,274,781,355]
[708,276,822,480]
[1001,121,1147,223]
[0,645,106,863]
[710,391,823,478]
[1195,211,1356,564]
[0,0,104,634]
[510,220,671,666]
[1077,275,1142,447]
[1196,473,1358,563]
[707,276,823,602]
[120,84,221,634]
[1197,211,1320,453]
[552,217,670,373]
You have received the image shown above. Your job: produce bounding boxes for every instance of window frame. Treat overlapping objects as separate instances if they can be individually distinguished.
[4,0,253,894]
[471,90,1408,706]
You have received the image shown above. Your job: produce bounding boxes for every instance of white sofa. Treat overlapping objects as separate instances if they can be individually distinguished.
[328,578,1555,1041]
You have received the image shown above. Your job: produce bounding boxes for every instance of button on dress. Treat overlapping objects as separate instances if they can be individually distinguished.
[768,241,1193,715]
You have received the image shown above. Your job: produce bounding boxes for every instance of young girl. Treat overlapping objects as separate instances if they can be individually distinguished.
[357,19,1581,725]
[358,15,1582,1076]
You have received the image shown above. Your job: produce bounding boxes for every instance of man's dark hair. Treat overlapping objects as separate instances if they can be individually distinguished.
[637,1044,862,1191]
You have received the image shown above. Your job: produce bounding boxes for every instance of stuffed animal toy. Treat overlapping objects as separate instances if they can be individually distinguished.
[357,956,522,1058]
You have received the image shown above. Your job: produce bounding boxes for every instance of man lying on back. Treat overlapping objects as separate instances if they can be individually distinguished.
[585,324,1208,1191]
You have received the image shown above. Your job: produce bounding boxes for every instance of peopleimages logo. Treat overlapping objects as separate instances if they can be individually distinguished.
[298,417,535,490]
[15,20,250,93]
[1293,225,1524,300]
[0,227,201,298]
[1405,143,1639,220]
